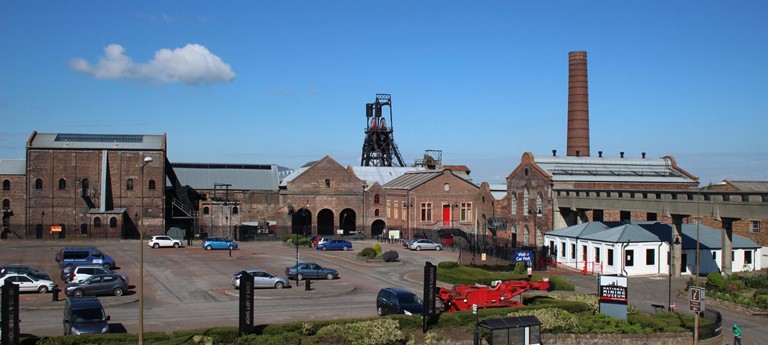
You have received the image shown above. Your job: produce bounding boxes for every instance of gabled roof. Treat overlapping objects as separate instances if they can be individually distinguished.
[0,160,25,175]
[531,153,697,184]
[348,166,425,186]
[171,163,279,191]
[27,132,165,151]
[641,223,761,250]
[722,180,768,192]
[545,222,609,238]
[581,223,660,243]
[382,169,477,190]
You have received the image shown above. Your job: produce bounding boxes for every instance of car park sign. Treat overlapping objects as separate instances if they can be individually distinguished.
[514,250,533,263]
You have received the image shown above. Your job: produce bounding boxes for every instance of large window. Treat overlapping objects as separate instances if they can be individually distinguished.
[523,187,530,215]
[460,202,472,222]
[510,193,517,215]
[646,248,655,265]
[420,202,432,222]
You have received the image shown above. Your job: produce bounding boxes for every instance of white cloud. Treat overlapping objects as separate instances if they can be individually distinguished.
[70,43,235,85]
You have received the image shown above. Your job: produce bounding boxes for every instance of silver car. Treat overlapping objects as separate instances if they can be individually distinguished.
[0,273,57,293]
[408,239,443,251]
[232,269,289,289]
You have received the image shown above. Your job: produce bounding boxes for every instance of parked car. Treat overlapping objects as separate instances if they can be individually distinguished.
[376,287,424,316]
[61,265,128,285]
[316,239,353,251]
[201,236,238,250]
[311,237,330,248]
[408,239,443,251]
[55,247,116,269]
[231,269,289,289]
[63,297,110,335]
[284,262,339,280]
[148,235,182,249]
[65,274,129,297]
[0,264,51,281]
[0,273,57,293]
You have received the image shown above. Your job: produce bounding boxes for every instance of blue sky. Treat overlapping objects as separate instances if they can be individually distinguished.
[1,1,766,185]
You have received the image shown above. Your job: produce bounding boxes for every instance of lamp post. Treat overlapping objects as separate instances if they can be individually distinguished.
[138,155,152,345]
[668,234,681,311]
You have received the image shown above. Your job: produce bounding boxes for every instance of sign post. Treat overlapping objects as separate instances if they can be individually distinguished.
[689,287,705,312]
[423,262,437,333]
[238,271,254,336]
[597,274,628,320]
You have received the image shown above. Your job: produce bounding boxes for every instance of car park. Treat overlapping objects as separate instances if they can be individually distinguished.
[0,273,57,293]
[376,287,424,316]
[231,269,289,289]
[62,264,129,285]
[65,274,129,297]
[0,264,51,281]
[201,236,238,250]
[284,262,339,280]
[55,247,116,269]
[63,297,110,335]
[408,239,443,251]
[148,235,182,248]
[316,239,352,251]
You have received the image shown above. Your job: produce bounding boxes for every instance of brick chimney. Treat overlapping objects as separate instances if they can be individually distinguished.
[567,51,590,157]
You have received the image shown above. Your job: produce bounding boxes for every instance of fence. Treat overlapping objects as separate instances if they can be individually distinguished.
[698,309,722,340]
[547,261,604,275]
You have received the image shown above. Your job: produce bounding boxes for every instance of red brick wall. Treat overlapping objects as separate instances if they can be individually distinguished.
[1,174,26,235]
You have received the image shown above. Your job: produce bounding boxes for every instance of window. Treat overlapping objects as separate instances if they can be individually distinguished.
[595,248,601,263]
[2,199,9,210]
[2,180,9,190]
[460,202,472,222]
[444,183,449,192]
[646,248,655,265]
[35,178,43,190]
[374,209,380,217]
[109,217,117,228]
[523,226,529,245]
[420,202,432,221]
[571,243,576,259]
[373,194,380,204]
[511,193,517,215]
[232,206,239,214]
[81,178,89,196]
[387,201,392,218]
[712,251,717,261]
[625,250,635,266]
[523,187,530,215]
[126,178,134,190]
[58,178,66,190]
[325,178,331,189]
[608,249,614,266]
[620,211,631,222]
[751,221,761,233]
[536,193,543,216]
[561,242,566,258]
[148,179,156,190]
[745,251,753,265]
[93,217,101,228]
[536,228,543,246]
[203,207,209,215]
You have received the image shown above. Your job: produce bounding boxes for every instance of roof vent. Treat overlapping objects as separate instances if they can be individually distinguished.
[552,149,557,157]
[598,150,603,158]
[642,152,646,159]
[620,151,625,158]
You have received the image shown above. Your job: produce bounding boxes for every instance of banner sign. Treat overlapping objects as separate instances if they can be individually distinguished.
[423,262,437,333]
[238,271,254,335]
[514,250,533,263]
[1,280,20,345]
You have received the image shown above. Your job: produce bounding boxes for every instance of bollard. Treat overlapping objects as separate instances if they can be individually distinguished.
[304,279,311,291]
[229,248,232,257]
[52,287,60,302]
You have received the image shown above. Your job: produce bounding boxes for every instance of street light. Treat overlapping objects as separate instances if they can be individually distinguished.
[139,155,152,345]
[668,234,681,311]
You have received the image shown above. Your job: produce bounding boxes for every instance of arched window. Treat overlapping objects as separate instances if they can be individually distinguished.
[148,179,156,190]
[203,206,210,215]
[373,194,380,204]
[126,178,134,190]
[232,206,239,214]
[444,183,450,192]
[81,179,89,196]
[536,193,543,216]
[536,228,544,246]
[93,217,101,228]
[2,199,9,210]
[511,193,517,215]
[523,225,530,245]
[523,187,530,215]
[374,209,380,217]
[109,217,118,228]
[325,178,331,189]
[2,180,9,190]
[58,178,67,190]
[35,178,43,190]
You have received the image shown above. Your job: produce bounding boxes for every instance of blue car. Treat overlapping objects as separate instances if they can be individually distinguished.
[202,236,238,250]
[316,239,352,251]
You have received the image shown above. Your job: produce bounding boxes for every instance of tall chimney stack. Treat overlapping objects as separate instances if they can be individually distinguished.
[567,51,590,157]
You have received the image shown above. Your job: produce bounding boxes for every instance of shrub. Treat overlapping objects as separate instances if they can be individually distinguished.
[437,261,458,269]
[314,318,406,345]
[513,262,527,274]
[705,272,725,291]
[546,275,575,291]
[358,247,378,259]
[382,250,399,262]
[373,242,383,256]
[506,307,577,333]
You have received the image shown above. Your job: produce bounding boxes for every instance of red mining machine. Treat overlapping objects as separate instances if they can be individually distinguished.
[435,278,552,312]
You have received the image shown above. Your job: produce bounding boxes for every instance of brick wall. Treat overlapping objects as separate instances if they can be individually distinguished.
[1,174,26,236]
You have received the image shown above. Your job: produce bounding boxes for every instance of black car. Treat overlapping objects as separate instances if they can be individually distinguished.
[376,287,424,316]
[0,264,51,281]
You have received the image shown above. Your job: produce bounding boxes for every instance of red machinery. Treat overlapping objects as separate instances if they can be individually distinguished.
[435,278,551,312]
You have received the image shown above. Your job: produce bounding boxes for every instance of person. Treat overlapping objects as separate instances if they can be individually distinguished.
[732,323,742,345]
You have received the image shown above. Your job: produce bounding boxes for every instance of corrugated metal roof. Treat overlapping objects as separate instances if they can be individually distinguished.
[489,183,507,200]
[534,155,696,184]
[28,132,165,150]
[171,163,279,190]
[383,171,445,189]
[349,166,425,186]
[724,180,768,192]
[279,166,309,187]
[0,160,25,175]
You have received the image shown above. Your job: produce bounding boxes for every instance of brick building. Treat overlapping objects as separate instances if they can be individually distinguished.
[23,132,167,239]
[1,160,26,239]
[702,180,768,246]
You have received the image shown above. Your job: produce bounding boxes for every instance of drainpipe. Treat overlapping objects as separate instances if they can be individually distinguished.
[657,242,663,275]
[622,240,631,276]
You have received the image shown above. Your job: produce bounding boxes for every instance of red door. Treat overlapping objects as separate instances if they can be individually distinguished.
[442,205,451,226]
